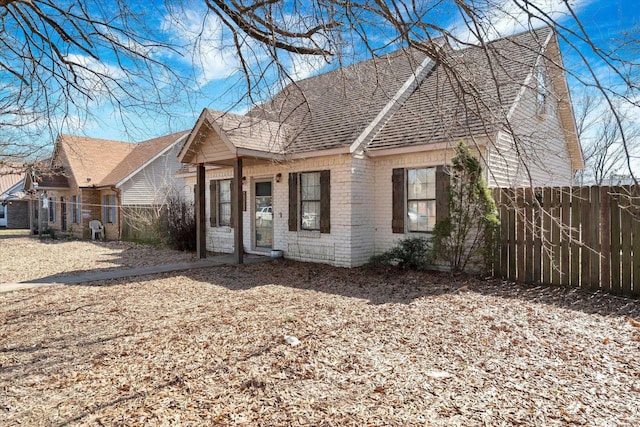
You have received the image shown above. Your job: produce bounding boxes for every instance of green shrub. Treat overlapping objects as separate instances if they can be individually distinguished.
[367,237,432,270]
[432,141,499,274]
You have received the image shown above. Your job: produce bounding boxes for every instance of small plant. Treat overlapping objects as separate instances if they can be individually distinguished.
[367,237,432,270]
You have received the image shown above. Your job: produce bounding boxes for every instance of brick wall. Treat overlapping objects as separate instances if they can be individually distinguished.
[6,200,29,229]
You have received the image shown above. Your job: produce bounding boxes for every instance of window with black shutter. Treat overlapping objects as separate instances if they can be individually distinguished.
[288,170,330,233]
[392,165,449,233]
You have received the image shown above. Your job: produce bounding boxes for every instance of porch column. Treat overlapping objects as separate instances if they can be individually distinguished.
[195,163,206,259]
[233,157,244,264]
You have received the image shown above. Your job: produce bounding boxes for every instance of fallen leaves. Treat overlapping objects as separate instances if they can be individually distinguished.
[0,243,639,426]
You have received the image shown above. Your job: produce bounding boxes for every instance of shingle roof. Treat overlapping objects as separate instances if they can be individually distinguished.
[100,131,189,186]
[368,27,552,151]
[204,109,290,154]
[248,48,432,153]
[57,134,134,187]
[246,27,552,154]
[0,166,25,199]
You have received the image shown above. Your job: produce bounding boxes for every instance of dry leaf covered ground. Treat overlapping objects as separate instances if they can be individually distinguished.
[1,236,639,425]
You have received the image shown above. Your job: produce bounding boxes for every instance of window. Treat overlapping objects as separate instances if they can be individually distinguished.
[301,172,321,230]
[535,64,555,116]
[48,197,56,222]
[392,166,449,234]
[71,195,81,223]
[103,194,116,224]
[288,170,330,233]
[209,179,232,227]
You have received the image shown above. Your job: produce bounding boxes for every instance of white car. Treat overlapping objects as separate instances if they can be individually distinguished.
[256,206,273,224]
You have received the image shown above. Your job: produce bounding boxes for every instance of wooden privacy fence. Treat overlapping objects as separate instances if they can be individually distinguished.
[492,185,640,297]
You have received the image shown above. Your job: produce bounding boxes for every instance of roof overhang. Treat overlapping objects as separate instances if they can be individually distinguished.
[365,139,487,158]
[178,109,286,166]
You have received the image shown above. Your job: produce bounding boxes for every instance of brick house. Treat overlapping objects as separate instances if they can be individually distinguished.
[25,132,188,239]
[179,28,583,267]
[178,26,583,268]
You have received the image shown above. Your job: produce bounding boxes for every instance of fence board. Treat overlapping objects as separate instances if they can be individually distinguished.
[533,189,542,284]
[631,187,640,296]
[542,187,552,285]
[492,189,502,276]
[579,187,591,289]
[632,211,640,296]
[524,188,534,283]
[499,189,509,279]
[600,187,611,292]
[551,188,561,285]
[560,187,571,287]
[570,187,581,288]
[589,186,601,290]
[621,191,633,295]
[516,188,526,282]
[610,187,622,294]
[507,190,516,282]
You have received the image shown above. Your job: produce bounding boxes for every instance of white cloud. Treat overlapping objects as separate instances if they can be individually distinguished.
[161,7,240,87]
[64,53,127,95]
[288,53,329,82]
[449,0,594,45]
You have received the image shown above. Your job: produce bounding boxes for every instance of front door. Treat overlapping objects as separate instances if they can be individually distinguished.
[254,181,273,249]
[60,197,67,232]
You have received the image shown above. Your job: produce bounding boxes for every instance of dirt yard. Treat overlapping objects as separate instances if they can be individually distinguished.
[1,237,639,425]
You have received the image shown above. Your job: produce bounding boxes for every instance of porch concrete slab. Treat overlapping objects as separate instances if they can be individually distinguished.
[0,253,271,293]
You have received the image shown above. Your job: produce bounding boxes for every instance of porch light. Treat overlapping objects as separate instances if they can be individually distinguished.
[275,173,282,183]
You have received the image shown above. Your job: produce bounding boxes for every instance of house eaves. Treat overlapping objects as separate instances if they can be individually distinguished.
[505,29,583,171]
[179,109,289,165]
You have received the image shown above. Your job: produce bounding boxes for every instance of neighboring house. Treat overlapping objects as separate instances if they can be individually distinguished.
[0,166,29,229]
[178,26,583,268]
[25,131,189,239]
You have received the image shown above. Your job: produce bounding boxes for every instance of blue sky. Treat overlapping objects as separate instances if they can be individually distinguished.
[10,0,640,167]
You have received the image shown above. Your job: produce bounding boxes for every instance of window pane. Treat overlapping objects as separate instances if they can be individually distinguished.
[219,180,231,203]
[219,202,231,226]
[301,172,320,200]
[301,200,320,230]
[425,168,436,198]
[407,201,433,232]
[255,181,271,197]
[408,169,427,199]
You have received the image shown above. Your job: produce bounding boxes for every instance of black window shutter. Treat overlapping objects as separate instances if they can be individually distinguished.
[209,180,217,227]
[230,179,236,228]
[392,168,405,233]
[288,173,298,231]
[320,170,331,233]
[436,165,450,223]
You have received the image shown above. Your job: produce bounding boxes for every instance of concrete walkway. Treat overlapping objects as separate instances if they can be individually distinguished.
[0,254,271,293]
